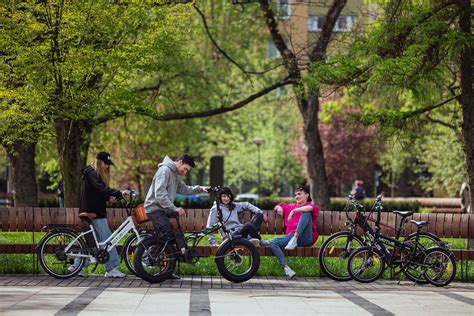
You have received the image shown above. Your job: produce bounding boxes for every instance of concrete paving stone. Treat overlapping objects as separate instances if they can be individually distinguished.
[453,291,474,299]
[133,288,190,315]
[0,286,85,315]
[0,286,46,310]
[80,287,148,315]
[355,290,473,316]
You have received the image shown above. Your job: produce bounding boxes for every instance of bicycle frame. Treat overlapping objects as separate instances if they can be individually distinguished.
[150,186,243,262]
[64,193,143,261]
[65,215,142,260]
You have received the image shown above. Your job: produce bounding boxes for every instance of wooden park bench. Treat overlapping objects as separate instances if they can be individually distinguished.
[1,207,473,279]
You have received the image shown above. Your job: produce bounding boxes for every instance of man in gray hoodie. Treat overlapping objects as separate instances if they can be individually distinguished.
[144,154,208,239]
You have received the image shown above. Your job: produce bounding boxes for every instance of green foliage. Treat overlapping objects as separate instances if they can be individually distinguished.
[198,100,305,195]
[413,127,465,195]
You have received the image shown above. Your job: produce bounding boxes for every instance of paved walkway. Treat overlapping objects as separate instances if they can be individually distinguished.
[0,275,472,315]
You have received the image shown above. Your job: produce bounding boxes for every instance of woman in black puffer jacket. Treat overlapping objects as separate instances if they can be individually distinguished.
[70,151,128,278]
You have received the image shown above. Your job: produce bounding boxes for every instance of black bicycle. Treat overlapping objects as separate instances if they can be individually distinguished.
[133,186,260,283]
[319,195,442,282]
[347,199,456,286]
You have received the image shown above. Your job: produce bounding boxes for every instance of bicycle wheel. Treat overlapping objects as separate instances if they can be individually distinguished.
[215,238,260,283]
[122,232,153,275]
[133,237,176,283]
[319,231,365,281]
[406,232,441,249]
[37,230,87,279]
[423,247,456,287]
[348,246,385,283]
[402,232,441,284]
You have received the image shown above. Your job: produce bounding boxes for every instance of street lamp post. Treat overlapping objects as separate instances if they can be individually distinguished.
[253,137,264,197]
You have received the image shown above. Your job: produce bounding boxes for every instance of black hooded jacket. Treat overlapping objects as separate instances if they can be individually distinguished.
[79,166,122,218]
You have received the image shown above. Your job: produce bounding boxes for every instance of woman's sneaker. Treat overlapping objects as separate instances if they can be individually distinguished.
[105,268,126,278]
[284,236,298,250]
[249,238,260,247]
[68,266,88,277]
[284,266,296,279]
[260,239,271,247]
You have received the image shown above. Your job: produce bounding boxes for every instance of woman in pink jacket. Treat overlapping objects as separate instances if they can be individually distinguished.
[263,185,320,279]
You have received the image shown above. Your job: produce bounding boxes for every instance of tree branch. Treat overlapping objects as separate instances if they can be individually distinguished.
[193,3,277,77]
[310,0,347,62]
[397,95,460,120]
[424,113,458,131]
[136,77,295,121]
[257,0,298,76]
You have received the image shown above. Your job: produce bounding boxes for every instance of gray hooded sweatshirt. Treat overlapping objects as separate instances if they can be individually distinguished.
[144,156,205,214]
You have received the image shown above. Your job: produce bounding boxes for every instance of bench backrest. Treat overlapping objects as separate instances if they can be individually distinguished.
[1,207,473,239]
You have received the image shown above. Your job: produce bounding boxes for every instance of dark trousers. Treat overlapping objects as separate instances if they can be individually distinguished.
[235,213,264,240]
[148,210,174,239]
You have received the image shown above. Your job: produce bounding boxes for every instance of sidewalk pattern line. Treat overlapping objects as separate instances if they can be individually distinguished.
[54,287,105,316]
[437,292,474,306]
[337,290,395,316]
[189,289,211,316]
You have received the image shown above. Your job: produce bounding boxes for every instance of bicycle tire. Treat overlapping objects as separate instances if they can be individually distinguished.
[318,231,365,281]
[133,237,176,283]
[348,246,385,283]
[402,232,441,284]
[37,230,87,279]
[215,238,260,283]
[423,247,456,287]
[122,232,153,275]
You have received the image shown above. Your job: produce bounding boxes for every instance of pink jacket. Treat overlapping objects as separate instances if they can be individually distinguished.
[278,202,320,244]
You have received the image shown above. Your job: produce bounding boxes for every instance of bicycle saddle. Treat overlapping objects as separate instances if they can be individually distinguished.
[393,211,414,217]
[79,212,97,221]
[409,220,429,228]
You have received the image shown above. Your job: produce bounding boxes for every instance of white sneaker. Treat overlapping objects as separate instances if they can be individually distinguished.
[284,266,296,279]
[249,238,260,247]
[68,266,88,277]
[105,268,126,278]
[260,239,271,247]
[284,236,298,250]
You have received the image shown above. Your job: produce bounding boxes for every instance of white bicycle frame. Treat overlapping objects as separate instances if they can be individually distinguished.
[64,215,142,260]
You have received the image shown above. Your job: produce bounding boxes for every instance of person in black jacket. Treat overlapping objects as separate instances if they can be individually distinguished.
[69,151,129,278]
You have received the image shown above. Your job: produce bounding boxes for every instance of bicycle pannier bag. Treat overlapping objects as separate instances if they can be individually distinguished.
[133,204,149,224]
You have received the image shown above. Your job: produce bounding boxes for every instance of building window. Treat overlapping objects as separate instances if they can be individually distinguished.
[308,16,325,32]
[275,0,291,20]
[308,15,356,32]
[268,41,280,59]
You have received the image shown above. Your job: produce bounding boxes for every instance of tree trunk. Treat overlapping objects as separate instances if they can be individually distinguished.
[55,119,91,207]
[398,167,409,197]
[302,92,331,211]
[459,0,473,219]
[7,141,38,206]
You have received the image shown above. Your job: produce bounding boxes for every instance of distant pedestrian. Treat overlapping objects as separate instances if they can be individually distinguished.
[57,180,65,208]
[351,180,366,201]
[460,182,471,213]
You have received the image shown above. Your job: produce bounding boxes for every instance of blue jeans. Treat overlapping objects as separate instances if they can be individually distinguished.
[269,212,313,266]
[74,218,120,271]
